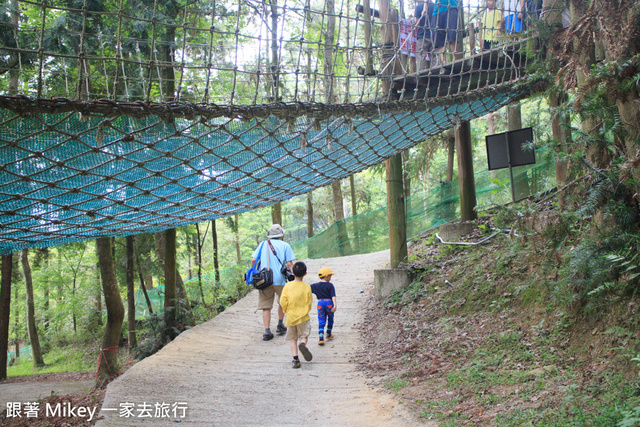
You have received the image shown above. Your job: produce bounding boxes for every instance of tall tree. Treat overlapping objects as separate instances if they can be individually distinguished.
[126,236,136,349]
[134,240,153,315]
[21,249,45,368]
[271,203,282,225]
[386,154,408,268]
[96,237,124,383]
[550,91,570,210]
[233,214,241,264]
[445,130,455,183]
[13,267,19,359]
[332,180,352,255]
[164,228,178,333]
[456,121,477,221]
[154,232,194,325]
[195,223,206,303]
[212,220,220,285]
[0,254,12,381]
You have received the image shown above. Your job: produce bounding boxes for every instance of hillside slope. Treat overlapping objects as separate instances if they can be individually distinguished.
[356,209,640,426]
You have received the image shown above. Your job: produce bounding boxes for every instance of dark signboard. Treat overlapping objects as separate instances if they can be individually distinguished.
[486,127,535,170]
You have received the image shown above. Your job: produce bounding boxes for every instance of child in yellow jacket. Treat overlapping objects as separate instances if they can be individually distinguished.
[280,261,313,368]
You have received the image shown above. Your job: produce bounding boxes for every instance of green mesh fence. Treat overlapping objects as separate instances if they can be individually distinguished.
[137,267,244,317]
[291,147,554,259]
[6,345,31,363]
[137,148,554,312]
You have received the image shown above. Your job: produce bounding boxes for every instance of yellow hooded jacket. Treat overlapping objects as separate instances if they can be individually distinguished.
[280,280,312,327]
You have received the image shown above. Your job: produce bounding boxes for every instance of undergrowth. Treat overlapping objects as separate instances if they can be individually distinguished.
[375,201,640,426]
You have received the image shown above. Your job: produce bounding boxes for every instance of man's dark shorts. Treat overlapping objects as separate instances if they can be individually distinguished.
[431,7,458,49]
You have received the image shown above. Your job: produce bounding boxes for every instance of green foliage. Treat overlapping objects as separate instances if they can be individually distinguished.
[619,356,640,427]
[388,378,409,391]
[7,341,95,377]
[383,280,426,307]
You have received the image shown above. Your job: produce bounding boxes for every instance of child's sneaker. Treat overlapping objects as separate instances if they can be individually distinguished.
[326,333,335,340]
[292,359,301,369]
[298,343,313,361]
[318,337,325,346]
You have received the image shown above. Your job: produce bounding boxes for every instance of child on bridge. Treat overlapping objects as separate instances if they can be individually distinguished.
[280,261,313,369]
[311,267,337,346]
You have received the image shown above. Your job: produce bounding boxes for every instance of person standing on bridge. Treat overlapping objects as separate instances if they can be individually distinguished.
[430,0,459,66]
[280,261,313,368]
[479,0,504,50]
[251,224,295,341]
[414,0,435,72]
[505,0,525,34]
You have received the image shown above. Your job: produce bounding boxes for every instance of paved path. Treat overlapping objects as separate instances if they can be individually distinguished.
[0,379,95,403]
[96,250,428,426]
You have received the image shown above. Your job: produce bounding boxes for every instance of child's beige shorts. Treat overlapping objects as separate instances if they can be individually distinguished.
[257,285,284,310]
[285,320,311,341]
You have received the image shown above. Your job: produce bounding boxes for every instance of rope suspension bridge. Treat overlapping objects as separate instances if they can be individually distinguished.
[0,0,548,254]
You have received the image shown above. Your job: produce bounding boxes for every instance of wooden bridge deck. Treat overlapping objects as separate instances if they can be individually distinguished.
[391,40,530,100]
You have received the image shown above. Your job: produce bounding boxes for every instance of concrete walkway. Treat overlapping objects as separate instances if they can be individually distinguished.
[96,250,427,426]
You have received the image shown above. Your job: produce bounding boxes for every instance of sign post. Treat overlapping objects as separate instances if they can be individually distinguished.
[486,127,535,202]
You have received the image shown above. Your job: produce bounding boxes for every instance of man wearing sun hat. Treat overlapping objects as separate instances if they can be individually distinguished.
[310,267,338,346]
[250,224,296,341]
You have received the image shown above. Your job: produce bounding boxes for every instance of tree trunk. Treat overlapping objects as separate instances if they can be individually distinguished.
[39,248,50,332]
[134,243,153,315]
[126,236,136,349]
[386,154,408,268]
[378,0,399,99]
[96,237,124,383]
[269,0,280,102]
[307,192,315,258]
[362,0,373,76]
[13,266,19,358]
[349,175,358,216]
[446,130,455,182]
[186,231,192,280]
[349,175,360,251]
[9,0,19,95]
[212,219,220,286]
[332,180,352,255]
[0,254,13,380]
[570,2,607,170]
[163,26,176,101]
[550,92,569,210]
[164,229,177,331]
[154,232,194,325]
[324,0,336,103]
[234,214,241,264]
[94,244,103,326]
[456,121,477,221]
[271,203,282,226]
[307,192,314,238]
[195,223,203,297]
[21,250,45,368]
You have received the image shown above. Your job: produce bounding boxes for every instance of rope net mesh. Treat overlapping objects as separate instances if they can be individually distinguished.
[0,0,544,253]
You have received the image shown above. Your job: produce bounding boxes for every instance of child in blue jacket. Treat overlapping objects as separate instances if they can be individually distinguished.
[310,267,337,345]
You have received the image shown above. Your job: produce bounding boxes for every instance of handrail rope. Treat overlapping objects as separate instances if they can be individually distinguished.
[0,76,542,121]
